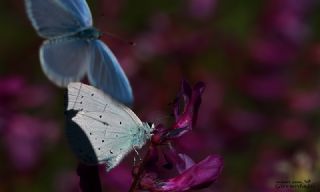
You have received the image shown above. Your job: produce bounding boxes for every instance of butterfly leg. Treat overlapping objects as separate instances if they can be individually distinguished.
[132,146,142,161]
[133,156,137,167]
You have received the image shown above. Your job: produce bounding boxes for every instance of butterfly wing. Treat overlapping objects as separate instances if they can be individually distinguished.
[25,0,92,38]
[66,82,137,119]
[66,83,145,170]
[40,38,91,87]
[67,110,140,171]
[88,40,133,106]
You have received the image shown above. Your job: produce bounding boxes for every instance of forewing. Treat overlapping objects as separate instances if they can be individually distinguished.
[66,83,142,127]
[88,40,133,106]
[58,0,92,27]
[40,38,91,87]
[65,83,144,170]
[67,110,140,170]
[25,0,92,38]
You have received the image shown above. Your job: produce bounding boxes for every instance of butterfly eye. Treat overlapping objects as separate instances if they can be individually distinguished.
[147,122,154,128]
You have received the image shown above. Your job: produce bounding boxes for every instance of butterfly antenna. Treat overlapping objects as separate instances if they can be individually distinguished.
[101,31,136,46]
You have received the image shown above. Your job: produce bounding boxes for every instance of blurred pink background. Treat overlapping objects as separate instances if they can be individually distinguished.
[0,0,320,191]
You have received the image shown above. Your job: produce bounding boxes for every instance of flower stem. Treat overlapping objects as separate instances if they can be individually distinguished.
[129,143,152,192]
[77,163,102,192]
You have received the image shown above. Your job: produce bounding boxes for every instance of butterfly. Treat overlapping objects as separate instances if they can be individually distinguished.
[65,82,154,171]
[24,0,133,105]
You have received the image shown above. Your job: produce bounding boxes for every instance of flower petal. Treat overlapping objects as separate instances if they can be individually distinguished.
[190,81,205,128]
[152,155,223,192]
[172,81,206,137]
[176,153,195,174]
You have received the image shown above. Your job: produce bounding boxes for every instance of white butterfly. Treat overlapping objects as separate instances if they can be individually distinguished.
[65,82,154,171]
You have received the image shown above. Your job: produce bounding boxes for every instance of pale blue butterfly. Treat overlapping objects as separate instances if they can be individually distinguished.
[65,82,154,171]
[24,0,133,105]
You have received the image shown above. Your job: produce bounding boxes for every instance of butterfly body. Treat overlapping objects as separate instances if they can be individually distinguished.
[48,27,101,41]
[73,27,101,40]
[65,82,153,171]
[25,0,133,105]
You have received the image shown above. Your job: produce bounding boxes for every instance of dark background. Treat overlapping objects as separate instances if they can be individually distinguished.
[1,0,320,191]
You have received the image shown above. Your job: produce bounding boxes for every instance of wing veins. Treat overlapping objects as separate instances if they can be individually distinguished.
[76,112,132,133]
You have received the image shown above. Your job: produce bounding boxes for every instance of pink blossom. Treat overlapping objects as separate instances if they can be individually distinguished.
[141,155,223,192]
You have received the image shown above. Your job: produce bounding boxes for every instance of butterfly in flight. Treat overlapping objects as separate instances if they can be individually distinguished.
[65,82,154,171]
[24,0,133,105]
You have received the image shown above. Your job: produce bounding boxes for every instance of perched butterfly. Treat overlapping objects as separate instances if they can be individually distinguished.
[65,82,154,171]
[24,0,133,105]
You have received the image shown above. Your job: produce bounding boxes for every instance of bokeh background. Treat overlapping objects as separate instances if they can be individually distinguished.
[1,0,320,191]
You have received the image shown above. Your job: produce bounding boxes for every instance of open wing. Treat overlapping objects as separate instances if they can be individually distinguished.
[40,38,91,87]
[88,40,133,106]
[25,0,92,38]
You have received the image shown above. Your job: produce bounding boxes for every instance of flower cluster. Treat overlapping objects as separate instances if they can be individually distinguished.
[130,81,223,192]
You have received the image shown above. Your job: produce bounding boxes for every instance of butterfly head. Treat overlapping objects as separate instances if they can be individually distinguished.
[147,122,155,130]
[141,122,155,136]
[132,122,154,148]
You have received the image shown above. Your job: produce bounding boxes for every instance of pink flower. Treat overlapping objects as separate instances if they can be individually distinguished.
[151,81,205,143]
[172,80,205,136]
[162,149,195,174]
[141,155,223,192]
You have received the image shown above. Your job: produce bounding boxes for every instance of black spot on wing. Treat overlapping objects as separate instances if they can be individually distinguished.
[103,122,109,126]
